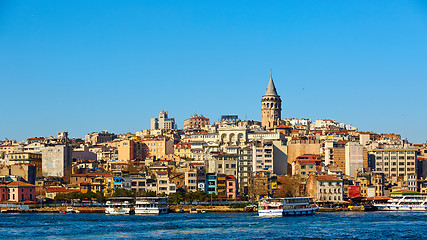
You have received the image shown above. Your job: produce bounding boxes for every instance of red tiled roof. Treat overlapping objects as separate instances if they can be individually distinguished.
[275,125,292,129]
[7,181,35,187]
[392,189,417,193]
[363,196,390,201]
[189,163,203,166]
[226,175,236,181]
[315,175,341,181]
[295,159,317,165]
[46,187,78,192]
[174,143,191,148]
[71,172,113,178]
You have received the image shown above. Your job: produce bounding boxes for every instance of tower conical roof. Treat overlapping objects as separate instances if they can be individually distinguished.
[265,73,278,96]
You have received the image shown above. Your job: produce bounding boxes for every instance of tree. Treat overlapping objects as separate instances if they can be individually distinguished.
[54,193,66,201]
[96,192,106,203]
[273,175,302,198]
[169,192,184,204]
[112,188,135,197]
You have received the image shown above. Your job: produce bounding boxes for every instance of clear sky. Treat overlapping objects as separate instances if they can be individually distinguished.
[1,1,427,143]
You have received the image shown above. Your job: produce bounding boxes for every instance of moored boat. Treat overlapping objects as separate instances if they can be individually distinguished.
[258,197,319,217]
[134,197,169,215]
[105,197,134,215]
[66,206,80,213]
[374,195,427,211]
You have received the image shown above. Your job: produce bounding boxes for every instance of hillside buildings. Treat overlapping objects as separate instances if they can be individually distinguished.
[0,71,426,205]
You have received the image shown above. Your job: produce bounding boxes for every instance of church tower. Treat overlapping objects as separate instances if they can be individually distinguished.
[261,71,282,129]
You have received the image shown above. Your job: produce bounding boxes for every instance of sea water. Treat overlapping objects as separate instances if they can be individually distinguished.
[0,212,426,239]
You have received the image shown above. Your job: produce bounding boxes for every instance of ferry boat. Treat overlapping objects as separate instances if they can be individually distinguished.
[105,197,134,215]
[258,197,319,217]
[134,197,169,215]
[374,195,427,211]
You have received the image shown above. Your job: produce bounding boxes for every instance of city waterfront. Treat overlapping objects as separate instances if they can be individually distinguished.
[1,212,426,239]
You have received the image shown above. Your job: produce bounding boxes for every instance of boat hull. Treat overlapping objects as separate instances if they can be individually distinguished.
[374,205,427,211]
[259,207,319,217]
[134,207,169,215]
[105,207,132,215]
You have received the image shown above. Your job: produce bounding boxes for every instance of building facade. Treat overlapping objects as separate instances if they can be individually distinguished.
[183,114,210,131]
[151,110,176,130]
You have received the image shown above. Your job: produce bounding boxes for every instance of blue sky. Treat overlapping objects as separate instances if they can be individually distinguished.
[1,1,427,143]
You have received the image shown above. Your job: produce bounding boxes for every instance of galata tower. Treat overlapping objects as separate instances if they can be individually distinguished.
[261,71,282,129]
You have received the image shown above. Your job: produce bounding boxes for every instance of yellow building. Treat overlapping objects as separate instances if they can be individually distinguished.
[174,142,192,159]
[9,152,42,177]
[142,137,174,160]
[355,176,370,197]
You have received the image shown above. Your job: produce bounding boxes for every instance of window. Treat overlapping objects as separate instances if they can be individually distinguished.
[218,164,222,168]
[231,164,236,168]
[225,164,229,168]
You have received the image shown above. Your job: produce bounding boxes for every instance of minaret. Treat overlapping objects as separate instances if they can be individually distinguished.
[261,71,282,129]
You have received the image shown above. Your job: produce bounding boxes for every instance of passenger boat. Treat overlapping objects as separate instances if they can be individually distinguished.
[134,197,169,215]
[258,197,319,217]
[374,195,427,211]
[105,197,134,215]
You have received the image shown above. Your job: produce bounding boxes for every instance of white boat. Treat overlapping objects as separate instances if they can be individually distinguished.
[105,197,134,215]
[258,197,319,217]
[374,195,427,211]
[134,197,169,215]
[66,206,80,213]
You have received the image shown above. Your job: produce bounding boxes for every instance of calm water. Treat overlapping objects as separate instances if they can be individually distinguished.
[0,212,426,239]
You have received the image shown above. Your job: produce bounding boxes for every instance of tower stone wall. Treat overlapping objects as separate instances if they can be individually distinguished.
[261,73,282,129]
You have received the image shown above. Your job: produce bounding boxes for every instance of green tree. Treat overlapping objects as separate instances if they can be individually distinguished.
[112,188,135,197]
[168,191,184,204]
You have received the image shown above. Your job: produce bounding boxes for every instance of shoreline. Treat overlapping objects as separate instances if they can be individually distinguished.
[0,205,366,214]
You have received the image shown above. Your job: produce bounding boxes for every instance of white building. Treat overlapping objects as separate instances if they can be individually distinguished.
[151,110,176,130]
[345,142,364,177]
[42,144,72,177]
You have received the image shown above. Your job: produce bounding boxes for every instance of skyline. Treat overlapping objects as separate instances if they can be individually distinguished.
[1,1,427,143]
